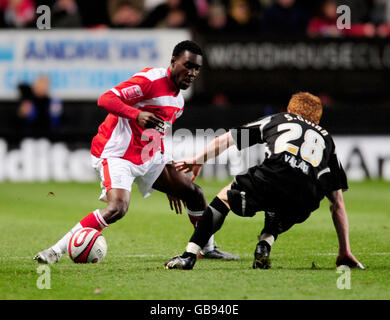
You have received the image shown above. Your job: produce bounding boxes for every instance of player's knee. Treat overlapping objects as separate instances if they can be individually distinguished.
[183,183,206,208]
[194,184,206,201]
[104,199,129,223]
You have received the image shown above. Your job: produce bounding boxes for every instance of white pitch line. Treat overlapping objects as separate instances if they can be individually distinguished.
[2,252,390,260]
[121,254,167,258]
[0,254,166,260]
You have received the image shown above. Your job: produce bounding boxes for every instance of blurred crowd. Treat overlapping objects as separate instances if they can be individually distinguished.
[16,75,63,137]
[1,0,390,37]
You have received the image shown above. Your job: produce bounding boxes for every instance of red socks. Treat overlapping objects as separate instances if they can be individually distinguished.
[80,210,109,232]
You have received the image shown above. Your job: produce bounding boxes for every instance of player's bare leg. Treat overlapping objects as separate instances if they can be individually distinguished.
[99,189,130,224]
[34,189,128,264]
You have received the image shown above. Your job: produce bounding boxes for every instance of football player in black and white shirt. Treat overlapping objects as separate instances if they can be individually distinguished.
[164,92,364,270]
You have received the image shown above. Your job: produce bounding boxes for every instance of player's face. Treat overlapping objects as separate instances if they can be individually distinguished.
[170,51,202,90]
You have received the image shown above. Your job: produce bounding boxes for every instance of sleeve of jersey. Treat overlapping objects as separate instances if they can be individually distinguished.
[230,115,270,150]
[97,76,152,120]
[318,152,349,194]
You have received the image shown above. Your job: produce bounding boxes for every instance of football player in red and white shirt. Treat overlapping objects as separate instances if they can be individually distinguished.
[34,40,239,264]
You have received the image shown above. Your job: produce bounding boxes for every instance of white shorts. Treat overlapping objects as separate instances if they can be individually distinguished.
[91,151,173,201]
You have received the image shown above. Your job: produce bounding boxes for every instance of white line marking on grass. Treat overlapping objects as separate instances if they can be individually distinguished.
[0,254,168,260]
[121,254,167,258]
[3,252,390,260]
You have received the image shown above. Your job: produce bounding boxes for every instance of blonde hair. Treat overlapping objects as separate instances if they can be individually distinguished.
[287,92,323,124]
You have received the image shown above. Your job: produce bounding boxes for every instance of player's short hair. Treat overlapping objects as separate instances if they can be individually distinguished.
[172,40,203,58]
[287,92,323,124]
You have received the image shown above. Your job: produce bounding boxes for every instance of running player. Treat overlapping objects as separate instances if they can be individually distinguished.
[34,40,238,264]
[164,92,364,270]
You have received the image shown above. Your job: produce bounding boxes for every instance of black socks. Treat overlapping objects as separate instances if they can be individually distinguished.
[189,197,230,249]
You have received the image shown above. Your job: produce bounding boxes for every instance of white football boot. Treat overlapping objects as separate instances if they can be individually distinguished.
[34,248,62,264]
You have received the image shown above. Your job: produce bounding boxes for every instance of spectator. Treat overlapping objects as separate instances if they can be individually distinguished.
[308,0,376,38]
[197,1,233,34]
[0,0,35,28]
[109,2,143,28]
[193,0,209,19]
[260,0,310,37]
[371,0,390,37]
[76,0,110,28]
[336,0,372,24]
[207,1,228,30]
[227,0,259,34]
[340,0,376,37]
[141,0,198,29]
[371,0,386,25]
[51,0,83,28]
[144,0,164,13]
[307,0,342,37]
[17,75,63,137]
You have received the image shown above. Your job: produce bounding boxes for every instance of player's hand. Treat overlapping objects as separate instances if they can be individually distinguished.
[174,159,203,182]
[167,194,186,214]
[137,111,165,130]
[336,252,365,269]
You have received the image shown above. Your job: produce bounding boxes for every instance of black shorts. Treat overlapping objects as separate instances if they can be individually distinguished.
[227,171,269,217]
[227,169,311,224]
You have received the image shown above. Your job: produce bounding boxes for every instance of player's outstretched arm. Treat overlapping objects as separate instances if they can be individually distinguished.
[97,91,164,129]
[327,189,364,269]
[98,90,141,119]
[174,132,234,181]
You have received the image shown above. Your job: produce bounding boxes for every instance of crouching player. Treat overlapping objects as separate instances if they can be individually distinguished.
[164,92,364,270]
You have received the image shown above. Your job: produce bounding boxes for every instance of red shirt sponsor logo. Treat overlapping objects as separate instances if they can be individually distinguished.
[121,85,143,100]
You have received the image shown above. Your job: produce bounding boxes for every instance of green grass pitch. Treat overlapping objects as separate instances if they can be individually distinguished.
[0,179,389,300]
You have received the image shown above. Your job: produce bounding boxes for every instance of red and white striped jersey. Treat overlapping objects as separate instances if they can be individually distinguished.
[91,67,184,165]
